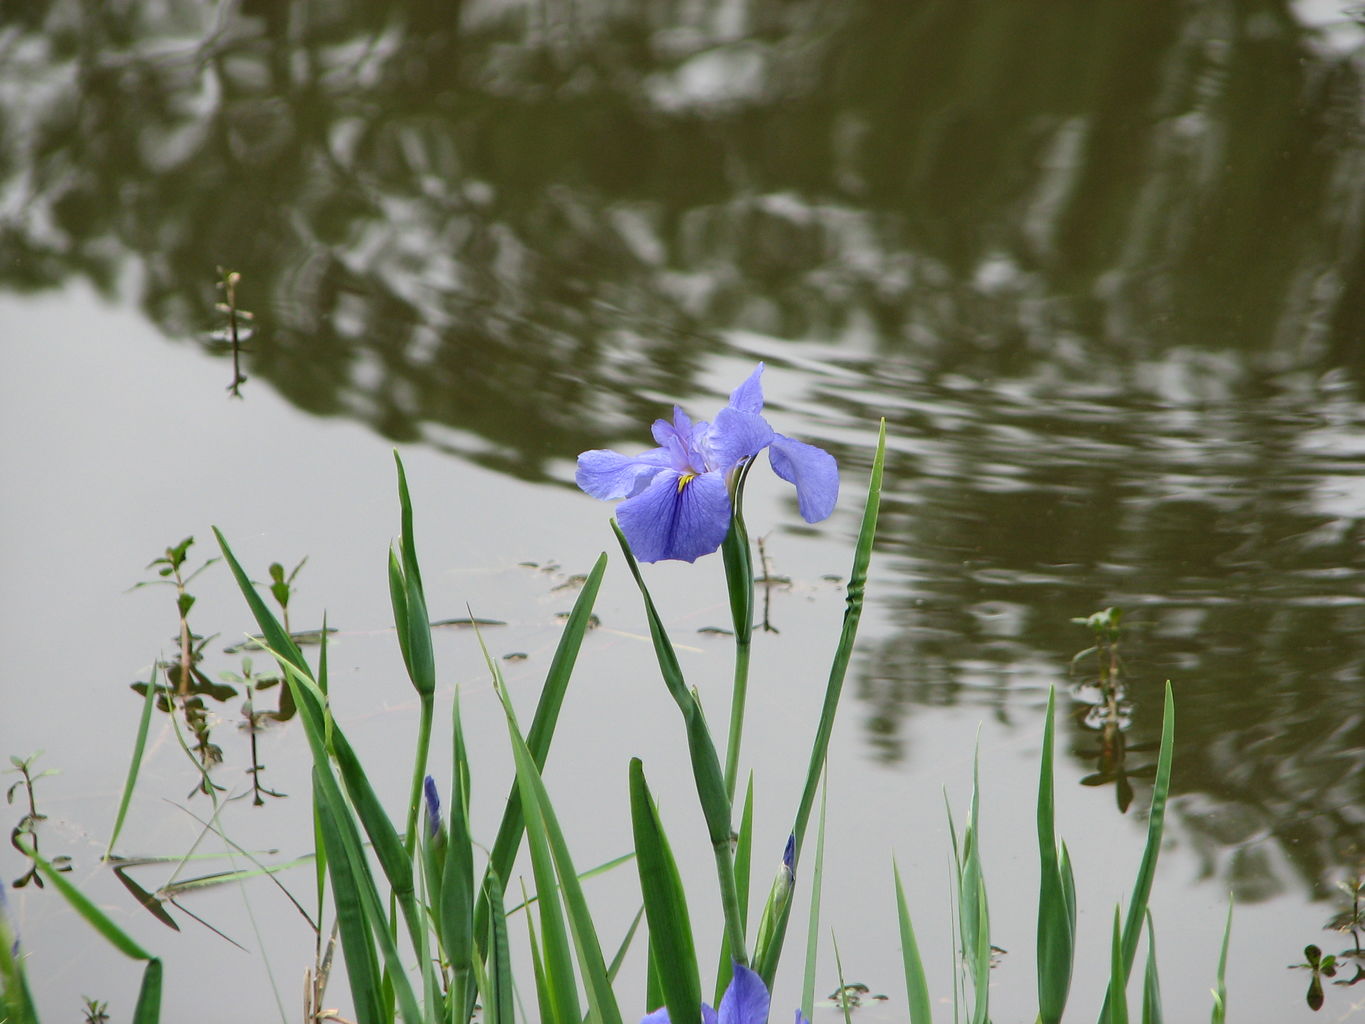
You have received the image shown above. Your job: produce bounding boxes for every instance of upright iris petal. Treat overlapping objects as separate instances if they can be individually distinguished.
[576,364,838,562]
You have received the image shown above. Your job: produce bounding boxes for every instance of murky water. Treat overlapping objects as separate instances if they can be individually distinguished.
[4,1,1365,1021]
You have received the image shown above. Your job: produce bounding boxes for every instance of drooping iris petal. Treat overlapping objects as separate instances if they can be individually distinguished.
[717,963,770,1024]
[727,363,766,415]
[706,406,774,471]
[576,448,674,500]
[616,469,732,563]
[639,1009,672,1024]
[794,1012,811,1024]
[701,1006,720,1024]
[769,434,839,523]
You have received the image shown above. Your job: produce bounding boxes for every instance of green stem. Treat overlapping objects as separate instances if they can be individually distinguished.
[404,694,435,855]
[713,832,749,967]
[723,641,751,802]
[721,465,756,803]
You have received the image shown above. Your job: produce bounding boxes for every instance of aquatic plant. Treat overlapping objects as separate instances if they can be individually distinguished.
[1,391,1239,1024]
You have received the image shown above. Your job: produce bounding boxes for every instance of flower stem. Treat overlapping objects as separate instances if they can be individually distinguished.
[723,642,751,802]
[404,694,435,855]
[713,831,749,967]
[721,467,757,803]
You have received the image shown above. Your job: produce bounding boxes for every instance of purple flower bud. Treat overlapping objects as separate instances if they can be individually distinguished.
[423,775,442,839]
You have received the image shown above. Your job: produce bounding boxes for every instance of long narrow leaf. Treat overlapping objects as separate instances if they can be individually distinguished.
[962,751,990,1024]
[1098,682,1176,1022]
[0,891,38,1024]
[522,879,556,1024]
[213,528,310,684]
[802,775,829,1022]
[607,907,646,985]
[106,661,160,859]
[1210,898,1233,1024]
[30,851,153,961]
[1142,911,1163,1024]
[474,554,608,956]
[612,524,746,966]
[1109,907,1129,1024]
[630,758,701,1024]
[442,692,477,1017]
[1037,687,1075,1024]
[483,869,515,1024]
[315,770,385,1024]
[893,861,933,1024]
[130,958,163,1024]
[757,420,886,985]
[499,684,623,1024]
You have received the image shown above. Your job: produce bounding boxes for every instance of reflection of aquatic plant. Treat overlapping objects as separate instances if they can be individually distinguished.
[212,268,253,399]
[220,657,288,806]
[1068,607,1158,813]
[1070,606,1124,708]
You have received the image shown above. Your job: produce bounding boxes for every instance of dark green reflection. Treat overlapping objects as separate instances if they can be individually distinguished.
[846,367,1365,906]
[3,0,1364,469]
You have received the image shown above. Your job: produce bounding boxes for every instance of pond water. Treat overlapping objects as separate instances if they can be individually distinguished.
[4,1,1365,1021]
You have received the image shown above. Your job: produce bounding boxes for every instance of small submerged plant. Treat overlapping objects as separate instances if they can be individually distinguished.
[131,537,231,794]
[1290,876,1365,1011]
[6,752,70,889]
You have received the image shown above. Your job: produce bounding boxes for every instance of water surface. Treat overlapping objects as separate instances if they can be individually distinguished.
[4,1,1365,1020]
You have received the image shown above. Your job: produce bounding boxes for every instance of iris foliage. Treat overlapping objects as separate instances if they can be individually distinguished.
[1,390,1234,1024]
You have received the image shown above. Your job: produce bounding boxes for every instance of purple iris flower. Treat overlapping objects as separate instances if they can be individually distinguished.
[640,962,771,1024]
[576,365,839,563]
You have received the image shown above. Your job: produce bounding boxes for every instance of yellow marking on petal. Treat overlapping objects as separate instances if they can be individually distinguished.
[677,472,696,493]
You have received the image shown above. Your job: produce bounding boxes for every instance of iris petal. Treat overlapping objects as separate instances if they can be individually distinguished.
[728,363,765,415]
[616,469,731,563]
[706,407,773,471]
[576,448,673,500]
[769,434,839,522]
[717,963,770,1024]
